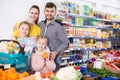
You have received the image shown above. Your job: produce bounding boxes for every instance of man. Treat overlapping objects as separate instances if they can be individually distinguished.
[39,2,69,72]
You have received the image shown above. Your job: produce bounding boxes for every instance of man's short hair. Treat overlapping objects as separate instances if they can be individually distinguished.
[45,2,56,10]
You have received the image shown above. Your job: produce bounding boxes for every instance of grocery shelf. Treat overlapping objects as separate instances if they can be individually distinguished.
[69,48,91,51]
[97,38,111,41]
[61,56,70,60]
[71,25,96,28]
[68,35,120,41]
[69,59,88,65]
[97,27,113,31]
[64,49,70,52]
[109,37,120,41]
[60,59,88,66]
[67,48,111,51]
[67,13,95,19]
[65,24,115,30]
[95,18,120,24]
[60,62,68,66]
[72,25,113,29]
[68,36,98,39]
[94,48,111,51]
[67,13,120,23]
[94,18,112,22]
[113,21,120,24]
[68,36,110,41]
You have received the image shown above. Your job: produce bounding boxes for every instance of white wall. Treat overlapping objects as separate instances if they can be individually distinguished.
[0,0,59,39]
[0,0,120,39]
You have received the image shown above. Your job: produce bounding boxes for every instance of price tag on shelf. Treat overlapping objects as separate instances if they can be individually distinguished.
[93,61,102,69]
[4,64,11,69]
[35,72,42,80]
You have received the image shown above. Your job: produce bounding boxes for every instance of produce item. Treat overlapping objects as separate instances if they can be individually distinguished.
[114,58,120,63]
[51,74,59,80]
[114,50,120,56]
[41,71,56,79]
[42,52,49,59]
[56,66,82,80]
[0,67,29,80]
[7,41,19,53]
[109,63,120,70]
[0,41,20,54]
[88,68,120,78]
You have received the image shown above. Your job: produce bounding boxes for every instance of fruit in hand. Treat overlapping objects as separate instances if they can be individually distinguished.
[42,51,49,59]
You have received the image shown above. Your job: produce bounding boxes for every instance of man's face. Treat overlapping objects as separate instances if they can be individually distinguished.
[44,7,56,20]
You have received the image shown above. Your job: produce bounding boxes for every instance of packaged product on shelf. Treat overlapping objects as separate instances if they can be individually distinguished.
[96,29,101,38]
[83,5,90,16]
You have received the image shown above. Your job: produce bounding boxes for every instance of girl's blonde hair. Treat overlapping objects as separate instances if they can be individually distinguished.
[19,21,31,29]
[37,36,48,44]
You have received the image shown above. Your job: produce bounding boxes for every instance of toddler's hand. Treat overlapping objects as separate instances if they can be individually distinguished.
[42,51,49,59]
[35,49,39,54]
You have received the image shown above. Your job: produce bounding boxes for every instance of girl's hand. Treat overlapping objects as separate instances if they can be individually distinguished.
[42,51,49,59]
[35,48,38,52]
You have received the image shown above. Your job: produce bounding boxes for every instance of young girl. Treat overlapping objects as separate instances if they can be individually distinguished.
[31,36,56,74]
[16,21,36,52]
[13,21,37,72]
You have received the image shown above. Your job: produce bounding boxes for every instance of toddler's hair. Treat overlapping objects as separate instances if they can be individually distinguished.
[37,36,48,44]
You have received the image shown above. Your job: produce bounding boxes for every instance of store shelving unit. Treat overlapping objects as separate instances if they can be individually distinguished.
[57,1,120,66]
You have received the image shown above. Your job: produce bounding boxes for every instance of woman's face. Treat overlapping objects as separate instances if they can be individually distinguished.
[29,8,39,23]
[19,23,29,37]
[37,39,47,52]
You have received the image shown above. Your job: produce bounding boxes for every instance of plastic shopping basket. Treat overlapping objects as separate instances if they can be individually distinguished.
[0,39,29,72]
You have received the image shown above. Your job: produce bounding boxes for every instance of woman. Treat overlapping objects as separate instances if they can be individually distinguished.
[13,5,41,40]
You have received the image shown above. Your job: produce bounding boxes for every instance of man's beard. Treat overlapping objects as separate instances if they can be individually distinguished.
[46,16,54,20]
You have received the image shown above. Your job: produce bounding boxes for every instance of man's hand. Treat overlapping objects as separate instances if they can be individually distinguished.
[50,51,57,60]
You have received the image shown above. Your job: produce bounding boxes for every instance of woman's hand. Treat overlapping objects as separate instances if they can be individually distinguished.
[13,26,17,31]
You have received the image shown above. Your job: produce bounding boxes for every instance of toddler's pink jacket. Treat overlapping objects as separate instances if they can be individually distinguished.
[31,52,56,74]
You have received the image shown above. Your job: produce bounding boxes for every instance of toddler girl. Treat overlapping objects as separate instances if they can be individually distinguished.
[31,36,56,74]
